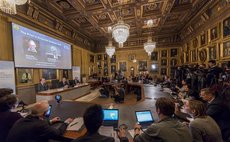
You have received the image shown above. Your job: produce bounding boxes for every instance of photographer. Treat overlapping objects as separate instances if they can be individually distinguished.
[206,60,222,87]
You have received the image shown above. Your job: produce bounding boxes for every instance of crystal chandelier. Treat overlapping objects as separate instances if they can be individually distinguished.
[112,20,130,47]
[144,37,156,56]
[0,0,28,15]
[105,41,115,58]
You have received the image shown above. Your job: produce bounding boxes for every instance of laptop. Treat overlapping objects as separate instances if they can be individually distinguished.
[103,109,119,129]
[135,110,154,129]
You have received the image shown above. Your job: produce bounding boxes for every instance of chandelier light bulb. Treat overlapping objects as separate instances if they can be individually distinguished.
[144,37,156,56]
[112,20,130,48]
[15,0,28,5]
[105,41,115,58]
[0,0,28,15]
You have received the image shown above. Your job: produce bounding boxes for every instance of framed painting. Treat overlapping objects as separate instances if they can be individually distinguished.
[193,37,198,48]
[128,54,136,61]
[111,55,116,63]
[191,50,197,62]
[104,68,108,76]
[170,49,178,57]
[223,16,230,37]
[199,49,207,62]
[185,51,189,63]
[161,59,167,66]
[90,55,94,63]
[161,68,167,75]
[138,61,147,71]
[208,44,217,60]
[104,61,108,68]
[16,68,33,84]
[170,59,177,67]
[210,26,219,41]
[111,65,116,73]
[98,61,102,68]
[200,31,207,46]
[41,69,58,80]
[97,54,102,61]
[119,61,127,72]
[104,54,107,60]
[151,51,158,61]
[161,50,167,57]
[222,41,230,58]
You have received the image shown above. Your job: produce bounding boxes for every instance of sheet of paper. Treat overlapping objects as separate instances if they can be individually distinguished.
[99,126,119,142]
[67,117,83,131]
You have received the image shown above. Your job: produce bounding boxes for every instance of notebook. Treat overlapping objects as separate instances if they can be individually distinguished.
[135,110,154,129]
[103,109,119,129]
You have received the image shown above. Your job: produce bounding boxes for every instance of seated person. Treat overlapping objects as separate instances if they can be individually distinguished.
[186,100,222,142]
[176,79,187,92]
[72,104,128,142]
[132,97,192,142]
[37,78,48,92]
[162,76,171,88]
[74,77,80,85]
[59,77,69,88]
[99,86,109,98]
[178,84,199,100]
[200,88,230,141]
[0,88,22,142]
[6,101,73,142]
[113,85,125,103]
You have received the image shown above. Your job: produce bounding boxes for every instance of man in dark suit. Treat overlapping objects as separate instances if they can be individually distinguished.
[74,77,80,85]
[59,77,69,88]
[200,88,230,141]
[37,78,48,92]
[72,104,128,142]
[6,101,73,142]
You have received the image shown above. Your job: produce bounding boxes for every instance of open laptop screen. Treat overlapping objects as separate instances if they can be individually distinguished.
[136,110,154,122]
[103,109,119,121]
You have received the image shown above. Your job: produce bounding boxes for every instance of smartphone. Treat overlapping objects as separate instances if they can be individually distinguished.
[44,105,52,118]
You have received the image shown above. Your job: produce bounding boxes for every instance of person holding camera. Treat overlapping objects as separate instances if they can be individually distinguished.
[0,88,22,142]
[6,101,73,142]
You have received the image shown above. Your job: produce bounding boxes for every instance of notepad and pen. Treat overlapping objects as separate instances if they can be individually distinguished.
[67,117,84,131]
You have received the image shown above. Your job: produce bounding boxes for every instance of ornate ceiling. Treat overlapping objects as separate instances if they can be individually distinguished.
[14,0,214,51]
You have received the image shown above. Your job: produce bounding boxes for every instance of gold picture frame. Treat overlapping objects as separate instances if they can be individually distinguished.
[128,54,136,61]
[209,25,219,42]
[223,16,230,38]
[138,60,147,71]
[40,69,59,80]
[118,61,127,72]
[16,68,33,85]
[200,31,208,47]
[208,43,219,60]
[220,41,230,59]
[191,49,197,62]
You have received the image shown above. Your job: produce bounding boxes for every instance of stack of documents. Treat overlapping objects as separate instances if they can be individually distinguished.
[67,117,84,131]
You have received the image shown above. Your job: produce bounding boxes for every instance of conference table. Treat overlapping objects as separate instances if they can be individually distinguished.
[48,85,175,141]
[36,83,90,102]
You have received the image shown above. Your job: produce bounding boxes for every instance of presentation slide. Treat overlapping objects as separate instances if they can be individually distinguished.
[103,110,119,121]
[12,23,72,69]
[136,111,153,122]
